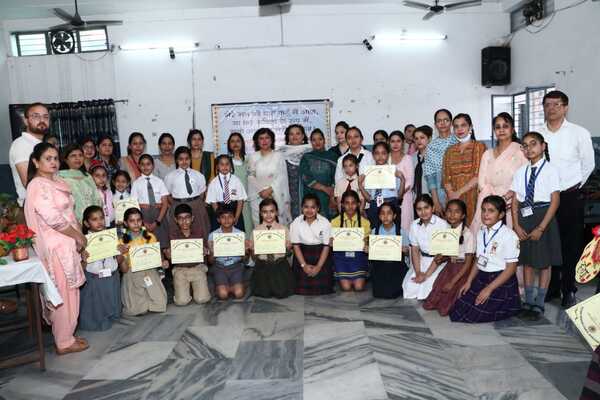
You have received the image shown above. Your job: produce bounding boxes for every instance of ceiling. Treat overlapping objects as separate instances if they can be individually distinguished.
[0,0,416,20]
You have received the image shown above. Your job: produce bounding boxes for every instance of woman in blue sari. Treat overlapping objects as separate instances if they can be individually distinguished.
[299,129,338,219]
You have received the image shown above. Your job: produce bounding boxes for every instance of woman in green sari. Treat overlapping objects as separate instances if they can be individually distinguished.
[58,144,102,222]
[227,132,254,238]
[299,129,338,219]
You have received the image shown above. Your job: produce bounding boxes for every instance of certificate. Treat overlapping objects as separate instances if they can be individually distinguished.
[114,198,140,223]
[368,235,403,261]
[576,238,600,283]
[129,242,162,272]
[566,292,600,350]
[171,239,204,264]
[332,228,365,252]
[253,229,286,255]
[213,232,246,257]
[85,228,119,263]
[430,229,460,257]
[364,165,396,190]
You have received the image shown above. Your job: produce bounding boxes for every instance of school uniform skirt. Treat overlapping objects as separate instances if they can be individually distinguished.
[292,244,334,295]
[252,256,295,299]
[517,203,562,269]
[449,270,521,323]
[333,251,368,281]
[371,259,408,299]
[423,261,468,316]
[79,270,121,331]
[141,205,169,248]
[402,255,446,300]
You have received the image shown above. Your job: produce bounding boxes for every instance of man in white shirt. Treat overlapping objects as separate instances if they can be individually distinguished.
[540,90,595,307]
[9,102,48,211]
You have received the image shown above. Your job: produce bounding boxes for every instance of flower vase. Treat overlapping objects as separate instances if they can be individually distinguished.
[12,246,29,262]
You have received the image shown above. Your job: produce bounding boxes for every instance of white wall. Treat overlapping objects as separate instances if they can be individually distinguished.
[2,4,510,155]
[0,27,10,163]
[507,0,600,135]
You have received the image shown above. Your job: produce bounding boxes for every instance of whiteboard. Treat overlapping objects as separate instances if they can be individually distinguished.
[211,99,332,155]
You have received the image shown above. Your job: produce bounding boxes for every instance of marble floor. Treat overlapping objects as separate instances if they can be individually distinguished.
[0,284,595,400]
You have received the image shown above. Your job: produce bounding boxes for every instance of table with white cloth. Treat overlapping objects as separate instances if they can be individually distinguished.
[0,254,61,370]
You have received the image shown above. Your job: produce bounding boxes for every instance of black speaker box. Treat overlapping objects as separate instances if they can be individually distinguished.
[259,0,290,5]
[482,46,511,87]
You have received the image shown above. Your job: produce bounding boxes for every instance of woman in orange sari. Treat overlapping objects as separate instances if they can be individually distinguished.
[119,132,146,180]
[442,114,486,225]
[471,112,527,235]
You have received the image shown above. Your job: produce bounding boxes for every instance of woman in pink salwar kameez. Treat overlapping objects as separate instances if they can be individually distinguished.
[25,143,89,355]
[471,113,527,236]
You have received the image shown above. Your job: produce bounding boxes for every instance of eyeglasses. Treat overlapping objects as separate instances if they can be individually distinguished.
[176,215,192,221]
[436,118,450,123]
[543,102,564,109]
[28,113,50,121]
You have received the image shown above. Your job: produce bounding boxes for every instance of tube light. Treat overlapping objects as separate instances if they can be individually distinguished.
[374,33,448,44]
[119,42,199,51]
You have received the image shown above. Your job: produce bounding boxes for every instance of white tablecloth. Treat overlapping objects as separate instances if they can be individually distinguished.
[0,254,63,306]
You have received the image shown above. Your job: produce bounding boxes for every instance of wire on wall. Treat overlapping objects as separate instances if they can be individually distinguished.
[525,0,590,34]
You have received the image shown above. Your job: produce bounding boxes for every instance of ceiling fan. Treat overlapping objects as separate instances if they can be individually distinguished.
[49,0,123,31]
[403,0,482,20]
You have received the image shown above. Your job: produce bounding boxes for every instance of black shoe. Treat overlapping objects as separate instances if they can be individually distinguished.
[561,292,577,308]
[545,290,561,302]
[517,304,533,319]
[523,305,544,321]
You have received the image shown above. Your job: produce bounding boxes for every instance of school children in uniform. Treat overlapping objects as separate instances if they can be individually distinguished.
[164,146,211,242]
[89,161,114,227]
[112,170,132,202]
[208,206,248,300]
[404,194,449,300]
[251,198,295,298]
[359,142,400,228]
[289,194,334,295]
[79,206,121,331]
[330,190,370,291]
[117,208,168,316]
[423,199,476,316]
[334,154,366,214]
[370,202,409,299]
[450,195,521,323]
[130,154,170,248]
[165,203,211,306]
[206,154,248,231]
[511,132,562,320]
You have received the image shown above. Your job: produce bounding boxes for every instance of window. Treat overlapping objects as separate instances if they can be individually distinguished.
[491,86,555,142]
[12,27,109,57]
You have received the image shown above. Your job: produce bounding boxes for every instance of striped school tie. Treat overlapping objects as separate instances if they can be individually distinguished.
[223,177,231,204]
[525,166,537,207]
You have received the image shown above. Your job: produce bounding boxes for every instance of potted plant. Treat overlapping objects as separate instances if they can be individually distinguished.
[0,225,35,262]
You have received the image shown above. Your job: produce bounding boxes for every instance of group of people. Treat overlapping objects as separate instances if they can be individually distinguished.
[6,89,594,356]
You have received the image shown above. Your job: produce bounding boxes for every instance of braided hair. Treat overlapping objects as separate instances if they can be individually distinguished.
[522,131,550,161]
[122,208,152,244]
[446,199,468,245]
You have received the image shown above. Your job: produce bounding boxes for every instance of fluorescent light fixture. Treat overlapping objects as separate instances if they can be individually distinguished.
[119,42,199,51]
[374,33,448,44]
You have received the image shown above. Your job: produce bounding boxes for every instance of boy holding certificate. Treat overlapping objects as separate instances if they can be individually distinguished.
[117,208,168,316]
[164,204,211,306]
[251,199,294,298]
[208,206,249,300]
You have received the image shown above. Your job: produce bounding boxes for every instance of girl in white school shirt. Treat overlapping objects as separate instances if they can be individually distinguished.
[450,195,521,323]
[206,154,248,231]
[511,132,562,320]
[164,146,211,239]
[130,154,170,248]
[404,194,449,299]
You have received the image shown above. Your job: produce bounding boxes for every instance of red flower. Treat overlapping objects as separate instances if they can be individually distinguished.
[593,225,600,238]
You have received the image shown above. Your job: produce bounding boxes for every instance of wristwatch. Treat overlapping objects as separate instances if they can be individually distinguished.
[300,263,306,268]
